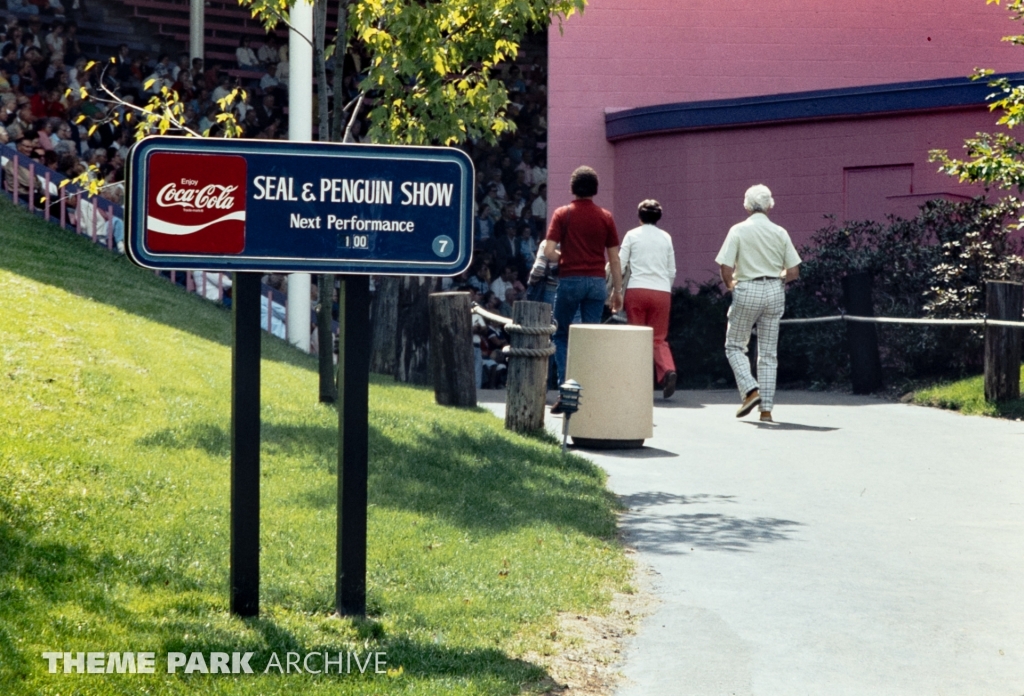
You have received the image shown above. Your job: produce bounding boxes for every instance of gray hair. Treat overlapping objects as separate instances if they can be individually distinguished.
[743,184,774,213]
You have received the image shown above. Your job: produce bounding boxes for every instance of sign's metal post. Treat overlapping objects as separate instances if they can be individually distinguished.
[230,272,262,617]
[336,275,370,617]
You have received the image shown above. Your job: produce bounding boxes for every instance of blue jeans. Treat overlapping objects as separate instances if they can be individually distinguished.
[552,276,606,385]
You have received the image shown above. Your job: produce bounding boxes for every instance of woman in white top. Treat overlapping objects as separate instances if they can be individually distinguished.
[619,199,678,398]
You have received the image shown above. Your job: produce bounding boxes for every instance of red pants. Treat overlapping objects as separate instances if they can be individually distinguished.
[624,288,676,383]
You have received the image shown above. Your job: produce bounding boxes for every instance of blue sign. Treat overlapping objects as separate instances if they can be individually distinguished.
[124,136,475,275]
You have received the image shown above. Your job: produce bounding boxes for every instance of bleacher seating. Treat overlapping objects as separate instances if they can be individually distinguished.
[110,0,336,64]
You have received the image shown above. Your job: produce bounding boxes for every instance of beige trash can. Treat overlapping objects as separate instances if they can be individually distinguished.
[565,324,653,448]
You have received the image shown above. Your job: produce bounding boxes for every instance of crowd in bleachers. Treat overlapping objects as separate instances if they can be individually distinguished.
[0,12,548,379]
[445,53,550,387]
[454,60,548,301]
[0,12,133,247]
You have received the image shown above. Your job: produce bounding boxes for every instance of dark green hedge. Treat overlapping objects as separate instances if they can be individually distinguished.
[666,197,1024,389]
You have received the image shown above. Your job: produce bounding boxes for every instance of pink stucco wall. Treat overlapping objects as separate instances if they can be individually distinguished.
[610,108,999,284]
[547,0,1024,275]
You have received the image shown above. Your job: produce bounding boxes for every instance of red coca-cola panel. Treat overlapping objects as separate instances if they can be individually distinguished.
[145,152,247,254]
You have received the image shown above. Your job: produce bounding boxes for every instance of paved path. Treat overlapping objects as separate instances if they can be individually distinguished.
[482,389,1024,696]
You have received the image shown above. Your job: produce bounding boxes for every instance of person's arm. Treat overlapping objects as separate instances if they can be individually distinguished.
[782,236,802,284]
[607,246,623,313]
[618,233,632,279]
[542,238,559,263]
[543,205,565,262]
[720,264,736,291]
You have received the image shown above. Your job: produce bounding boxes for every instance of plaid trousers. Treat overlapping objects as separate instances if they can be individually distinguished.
[725,278,785,411]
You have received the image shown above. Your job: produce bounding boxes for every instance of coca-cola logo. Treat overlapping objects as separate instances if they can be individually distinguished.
[145,152,247,255]
[156,181,239,210]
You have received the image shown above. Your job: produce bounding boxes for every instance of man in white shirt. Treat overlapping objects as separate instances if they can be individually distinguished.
[515,150,535,187]
[530,154,547,191]
[257,35,279,67]
[490,264,518,315]
[530,183,546,222]
[715,184,801,423]
[620,199,678,398]
[211,75,233,103]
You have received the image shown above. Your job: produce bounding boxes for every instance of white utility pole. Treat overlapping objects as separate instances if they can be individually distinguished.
[189,0,204,64]
[287,0,313,352]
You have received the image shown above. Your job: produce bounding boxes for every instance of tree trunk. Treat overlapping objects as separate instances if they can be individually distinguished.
[504,300,553,432]
[429,292,476,406]
[332,1,349,142]
[317,274,337,402]
[395,276,438,385]
[312,0,337,403]
[369,276,399,375]
[313,0,329,140]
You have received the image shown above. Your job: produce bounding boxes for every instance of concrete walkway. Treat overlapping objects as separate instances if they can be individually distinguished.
[482,389,1024,696]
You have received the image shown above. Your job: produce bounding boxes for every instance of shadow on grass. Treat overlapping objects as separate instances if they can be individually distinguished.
[987,400,1024,419]
[0,199,314,372]
[0,493,201,681]
[0,488,552,692]
[137,421,337,465]
[135,413,618,539]
[364,423,617,538]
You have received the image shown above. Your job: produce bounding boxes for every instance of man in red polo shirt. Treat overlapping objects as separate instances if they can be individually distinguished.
[542,166,623,411]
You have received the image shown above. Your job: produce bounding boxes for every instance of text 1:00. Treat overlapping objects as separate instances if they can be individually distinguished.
[343,235,369,249]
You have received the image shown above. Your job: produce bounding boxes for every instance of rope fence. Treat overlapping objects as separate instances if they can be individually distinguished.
[471,305,512,326]
[472,304,557,358]
[778,277,1024,400]
[780,314,1024,328]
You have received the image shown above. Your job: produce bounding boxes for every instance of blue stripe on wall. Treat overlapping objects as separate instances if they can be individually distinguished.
[604,73,1024,142]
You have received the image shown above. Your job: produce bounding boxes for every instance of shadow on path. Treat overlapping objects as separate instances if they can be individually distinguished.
[618,492,802,555]
[741,421,839,432]
[658,389,885,409]
[574,446,680,459]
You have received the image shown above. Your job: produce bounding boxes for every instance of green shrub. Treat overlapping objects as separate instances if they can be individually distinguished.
[666,281,734,388]
[782,197,1024,383]
[667,197,1024,388]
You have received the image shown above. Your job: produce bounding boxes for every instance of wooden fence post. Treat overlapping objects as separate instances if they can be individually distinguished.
[317,274,337,404]
[842,271,883,394]
[395,276,438,385]
[984,280,1023,402]
[504,301,555,433]
[369,276,399,376]
[429,292,476,407]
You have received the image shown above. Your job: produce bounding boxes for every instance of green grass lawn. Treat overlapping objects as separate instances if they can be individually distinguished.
[0,198,630,695]
[912,367,1024,419]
